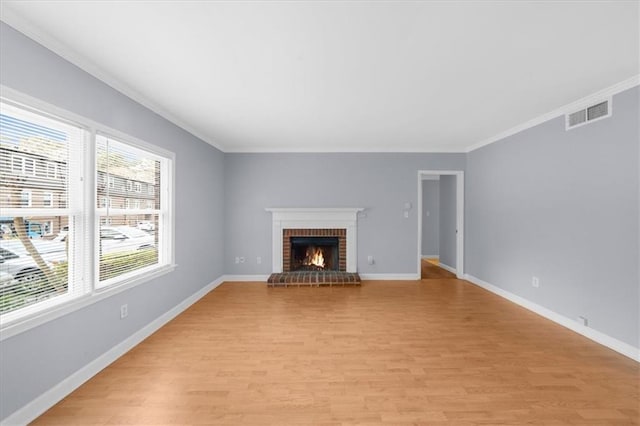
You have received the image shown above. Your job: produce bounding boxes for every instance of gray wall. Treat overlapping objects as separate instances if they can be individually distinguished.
[224,153,466,275]
[466,86,639,348]
[439,175,457,269]
[421,179,440,256]
[0,22,225,420]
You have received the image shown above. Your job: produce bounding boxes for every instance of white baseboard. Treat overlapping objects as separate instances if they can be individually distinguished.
[223,274,270,282]
[438,262,456,274]
[2,277,225,426]
[359,273,420,281]
[464,274,639,363]
[421,255,439,259]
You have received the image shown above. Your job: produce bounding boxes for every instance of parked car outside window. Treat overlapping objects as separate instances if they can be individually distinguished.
[100,226,155,254]
[136,221,155,232]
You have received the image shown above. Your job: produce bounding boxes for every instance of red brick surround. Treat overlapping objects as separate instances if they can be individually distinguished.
[283,228,346,272]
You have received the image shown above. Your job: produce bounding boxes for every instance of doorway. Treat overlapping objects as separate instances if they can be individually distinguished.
[417,170,464,279]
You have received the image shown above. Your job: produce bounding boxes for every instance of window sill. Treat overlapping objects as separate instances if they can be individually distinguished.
[0,263,177,342]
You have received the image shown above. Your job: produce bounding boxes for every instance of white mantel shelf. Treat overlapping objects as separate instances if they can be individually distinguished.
[266,208,364,273]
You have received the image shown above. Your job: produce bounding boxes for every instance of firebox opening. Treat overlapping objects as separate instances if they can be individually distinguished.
[290,237,339,271]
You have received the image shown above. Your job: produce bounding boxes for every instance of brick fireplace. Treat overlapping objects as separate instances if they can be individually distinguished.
[283,228,346,272]
[265,208,363,273]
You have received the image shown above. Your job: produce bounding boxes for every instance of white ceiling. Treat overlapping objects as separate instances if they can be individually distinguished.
[1,1,638,153]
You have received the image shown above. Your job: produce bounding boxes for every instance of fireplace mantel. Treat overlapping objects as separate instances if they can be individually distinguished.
[266,208,364,273]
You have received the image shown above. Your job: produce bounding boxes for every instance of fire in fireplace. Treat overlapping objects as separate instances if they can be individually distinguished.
[290,237,339,271]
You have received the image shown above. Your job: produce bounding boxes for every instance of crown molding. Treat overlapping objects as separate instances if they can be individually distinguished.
[466,75,640,153]
[0,13,226,152]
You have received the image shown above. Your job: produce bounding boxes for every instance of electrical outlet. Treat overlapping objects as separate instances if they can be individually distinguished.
[257,256,262,264]
[235,257,240,264]
[532,276,540,288]
[120,304,128,319]
[367,255,374,265]
[578,316,588,326]
[403,211,409,218]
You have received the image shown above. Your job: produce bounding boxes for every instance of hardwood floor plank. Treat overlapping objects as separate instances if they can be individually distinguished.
[31,280,639,425]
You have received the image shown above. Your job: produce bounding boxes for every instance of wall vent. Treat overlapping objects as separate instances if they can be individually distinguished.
[566,98,611,130]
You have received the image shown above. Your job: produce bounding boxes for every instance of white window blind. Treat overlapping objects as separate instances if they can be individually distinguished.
[96,134,169,287]
[0,101,85,318]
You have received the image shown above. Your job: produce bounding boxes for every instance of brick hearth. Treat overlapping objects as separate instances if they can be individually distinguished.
[267,271,361,286]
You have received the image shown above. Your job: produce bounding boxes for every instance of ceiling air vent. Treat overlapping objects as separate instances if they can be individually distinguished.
[566,98,611,130]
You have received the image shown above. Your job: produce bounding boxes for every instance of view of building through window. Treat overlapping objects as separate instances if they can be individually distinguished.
[96,135,162,285]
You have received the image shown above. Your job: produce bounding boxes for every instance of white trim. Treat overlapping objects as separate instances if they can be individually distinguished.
[359,273,419,281]
[417,171,464,279]
[0,12,225,153]
[421,255,439,259]
[222,275,270,282]
[464,274,640,363]
[1,276,225,426]
[265,208,364,273]
[438,262,456,274]
[466,75,640,152]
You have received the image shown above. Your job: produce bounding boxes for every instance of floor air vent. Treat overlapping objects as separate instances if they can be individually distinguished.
[566,99,611,130]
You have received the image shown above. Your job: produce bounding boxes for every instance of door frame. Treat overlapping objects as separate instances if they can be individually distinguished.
[417,170,464,278]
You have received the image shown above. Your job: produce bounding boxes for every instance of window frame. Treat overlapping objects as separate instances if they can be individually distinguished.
[11,154,24,173]
[46,161,57,178]
[43,191,53,207]
[20,189,32,207]
[24,157,36,176]
[0,86,176,341]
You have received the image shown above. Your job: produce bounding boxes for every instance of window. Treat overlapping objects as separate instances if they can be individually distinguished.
[11,155,23,173]
[148,185,154,195]
[46,162,56,178]
[96,134,170,287]
[126,180,133,192]
[20,190,32,207]
[146,200,153,209]
[43,192,53,207]
[24,158,36,176]
[0,95,174,331]
[1,100,79,321]
[9,155,36,176]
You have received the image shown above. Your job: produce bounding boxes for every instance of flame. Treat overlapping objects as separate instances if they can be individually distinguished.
[303,246,325,268]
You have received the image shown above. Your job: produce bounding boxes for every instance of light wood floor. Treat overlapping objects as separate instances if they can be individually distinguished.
[421,258,456,280]
[33,280,638,425]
